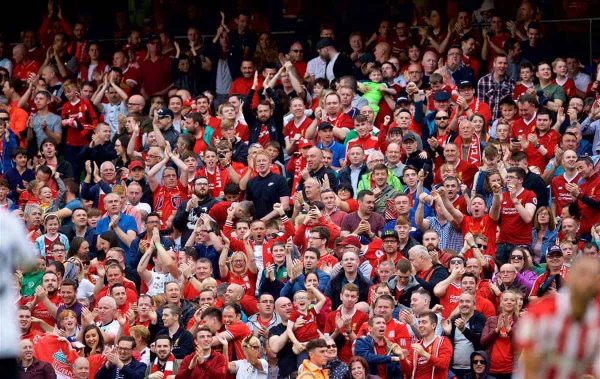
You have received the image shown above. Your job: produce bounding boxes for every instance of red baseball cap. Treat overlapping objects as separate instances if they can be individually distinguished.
[338,235,361,249]
[297,139,314,149]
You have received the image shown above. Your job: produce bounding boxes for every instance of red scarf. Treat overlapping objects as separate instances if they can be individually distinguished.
[151,353,176,376]
[455,134,481,166]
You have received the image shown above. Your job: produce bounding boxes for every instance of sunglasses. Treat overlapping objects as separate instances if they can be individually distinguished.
[449,259,463,265]
[477,244,487,250]
[473,359,486,365]
[291,49,303,53]
[326,344,337,348]
[510,255,524,260]
[435,116,449,120]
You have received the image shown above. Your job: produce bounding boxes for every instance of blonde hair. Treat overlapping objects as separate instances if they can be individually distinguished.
[129,325,150,345]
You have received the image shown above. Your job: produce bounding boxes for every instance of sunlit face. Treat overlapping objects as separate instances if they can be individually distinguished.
[325,94,341,115]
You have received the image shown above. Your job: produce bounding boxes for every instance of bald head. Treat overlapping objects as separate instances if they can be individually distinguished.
[567,257,600,300]
[73,357,90,378]
[225,283,244,303]
[99,296,117,309]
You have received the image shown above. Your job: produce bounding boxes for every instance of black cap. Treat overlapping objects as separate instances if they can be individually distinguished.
[316,38,335,50]
[547,245,563,257]
[396,96,410,105]
[156,107,174,118]
[318,122,334,131]
[402,131,419,142]
[458,80,474,89]
[382,229,399,240]
[433,91,451,102]
[147,34,160,42]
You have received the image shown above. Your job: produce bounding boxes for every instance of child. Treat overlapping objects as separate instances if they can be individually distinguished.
[490,97,517,139]
[513,61,535,100]
[552,58,577,99]
[358,66,397,119]
[286,285,326,365]
[310,78,329,111]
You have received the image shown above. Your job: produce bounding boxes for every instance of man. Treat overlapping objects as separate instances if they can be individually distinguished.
[30,271,62,330]
[324,283,369,362]
[79,122,118,167]
[316,38,353,84]
[38,138,74,179]
[287,41,307,78]
[154,304,194,359]
[354,315,405,379]
[95,193,138,250]
[96,336,146,379]
[441,293,486,379]
[490,167,537,263]
[72,357,90,379]
[147,148,189,231]
[28,90,62,148]
[444,45,474,85]
[520,23,549,66]
[400,288,441,338]
[152,107,179,147]
[522,109,560,173]
[408,245,449,300]
[316,122,345,170]
[176,326,226,378]
[400,312,453,379]
[326,249,373,309]
[477,54,516,119]
[246,293,281,344]
[146,335,179,378]
[517,257,600,379]
[358,294,411,349]
[243,75,285,156]
[12,43,40,82]
[320,188,347,226]
[84,296,119,344]
[297,147,339,193]
[338,145,368,195]
[281,248,330,297]
[298,338,329,378]
[433,256,468,319]
[228,59,255,97]
[245,150,290,220]
[223,283,258,317]
[172,176,218,245]
[268,297,296,378]
[156,282,197,329]
[534,61,566,113]
[567,156,600,241]
[340,190,385,238]
[139,34,172,97]
[91,77,128,138]
[454,80,492,126]
[511,93,538,139]
[17,339,55,379]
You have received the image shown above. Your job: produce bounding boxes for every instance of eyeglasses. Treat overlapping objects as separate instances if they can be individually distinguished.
[477,244,487,250]
[499,270,516,274]
[435,116,449,120]
[117,346,133,351]
[195,182,209,186]
[473,359,486,365]
[127,102,142,106]
[449,259,463,265]
[383,240,398,244]
[291,49,303,53]
[510,255,524,260]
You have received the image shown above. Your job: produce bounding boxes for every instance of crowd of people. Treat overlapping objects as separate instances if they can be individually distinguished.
[1,0,600,379]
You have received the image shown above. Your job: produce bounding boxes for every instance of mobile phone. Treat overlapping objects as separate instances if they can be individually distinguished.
[422,163,431,173]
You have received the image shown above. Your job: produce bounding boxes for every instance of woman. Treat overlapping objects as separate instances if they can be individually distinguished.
[531,206,558,264]
[480,168,505,209]
[506,247,537,293]
[35,214,70,261]
[419,8,451,54]
[253,32,279,70]
[67,236,90,261]
[323,335,349,379]
[219,236,258,297]
[481,290,520,379]
[112,135,131,173]
[94,230,118,260]
[304,271,332,330]
[129,325,151,366]
[221,334,268,378]
[80,324,105,357]
[471,113,489,145]
[349,356,382,379]
[463,351,496,379]
[57,309,80,342]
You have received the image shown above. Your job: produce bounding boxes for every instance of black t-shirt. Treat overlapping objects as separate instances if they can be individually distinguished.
[269,323,297,378]
[246,172,289,219]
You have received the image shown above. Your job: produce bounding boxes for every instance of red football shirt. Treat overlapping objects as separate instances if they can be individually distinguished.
[498,189,537,244]
[551,173,580,213]
[289,308,319,342]
[153,183,189,230]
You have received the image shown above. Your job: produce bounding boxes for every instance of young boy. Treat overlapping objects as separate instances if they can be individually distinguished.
[4,148,35,202]
[513,62,535,100]
[490,97,517,139]
[286,284,326,365]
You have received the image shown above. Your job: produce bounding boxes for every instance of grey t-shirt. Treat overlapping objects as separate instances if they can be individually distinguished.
[32,112,62,147]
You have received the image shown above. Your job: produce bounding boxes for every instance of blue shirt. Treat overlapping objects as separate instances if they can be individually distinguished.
[95,213,138,250]
[317,140,346,169]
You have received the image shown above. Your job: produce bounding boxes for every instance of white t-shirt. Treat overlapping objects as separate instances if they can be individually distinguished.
[0,209,37,358]
[234,359,268,379]
[97,319,120,340]
[146,270,176,296]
